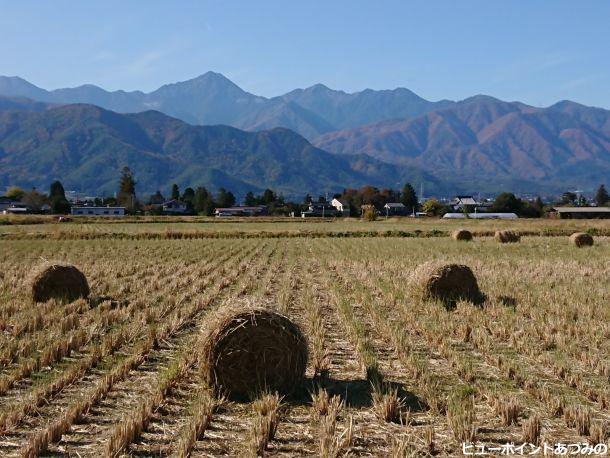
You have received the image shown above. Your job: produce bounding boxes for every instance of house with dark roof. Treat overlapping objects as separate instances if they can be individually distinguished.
[162,199,188,215]
[0,198,17,213]
[450,195,493,212]
[301,202,336,218]
[383,202,407,216]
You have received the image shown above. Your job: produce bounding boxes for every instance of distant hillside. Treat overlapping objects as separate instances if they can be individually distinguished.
[277,84,452,130]
[0,73,452,139]
[2,74,609,194]
[0,104,445,197]
[315,96,610,192]
[0,95,54,112]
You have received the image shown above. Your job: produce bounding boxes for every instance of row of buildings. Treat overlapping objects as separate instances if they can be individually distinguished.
[3,195,610,219]
[300,199,420,217]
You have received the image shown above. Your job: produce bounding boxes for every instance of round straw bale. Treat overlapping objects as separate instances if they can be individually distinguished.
[569,232,593,247]
[31,264,90,303]
[494,230,520,243]
[202,306,308,401]
[411,262,483,307]
[451,229,473,241]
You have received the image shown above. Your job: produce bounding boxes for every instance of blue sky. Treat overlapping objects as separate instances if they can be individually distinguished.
[1,0,609,108]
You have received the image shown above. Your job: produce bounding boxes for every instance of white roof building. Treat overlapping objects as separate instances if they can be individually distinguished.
[443,212,518,219]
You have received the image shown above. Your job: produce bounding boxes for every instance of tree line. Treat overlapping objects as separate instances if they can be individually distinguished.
[2,165,608,217]
[3,181,71,214]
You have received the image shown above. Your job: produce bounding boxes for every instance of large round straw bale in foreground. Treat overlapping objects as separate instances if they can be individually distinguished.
[495,230,520,243]
[411,262,483,308]
[451,229,473,241]
[569,232,593,247]
[31,264,90,303]
[202,307,308,401]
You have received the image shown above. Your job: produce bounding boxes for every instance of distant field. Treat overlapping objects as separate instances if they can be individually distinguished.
[1,215,609,238]
[0,220,608,456]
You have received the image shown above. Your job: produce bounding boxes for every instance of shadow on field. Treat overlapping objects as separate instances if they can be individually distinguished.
[289,377,425,412]
[497,295,517,309]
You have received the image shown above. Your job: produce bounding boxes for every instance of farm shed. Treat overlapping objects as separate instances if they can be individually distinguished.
[2,203,29,214]
[383,202,408,216]
[549,206,610,219]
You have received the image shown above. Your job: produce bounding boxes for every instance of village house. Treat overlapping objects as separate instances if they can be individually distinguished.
[450,195,492,212]
[330,198,350,216]
[383,202,407,216]
[0,198,20,213]
[1,202,29,215]
[162,199,188,215]
[301,202,336,217]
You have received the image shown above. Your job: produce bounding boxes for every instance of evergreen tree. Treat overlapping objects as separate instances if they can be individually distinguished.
[182,187,195,203]
[171,183,180,200]
[117,166,136,212]
[193,186,213,215]
[401,183,418,213]
[49,180,66,199]
[595,184,609,206]
[244,191,256,206]
[262,188,276,205]
[216,188,235,208]
[48,180,70,214]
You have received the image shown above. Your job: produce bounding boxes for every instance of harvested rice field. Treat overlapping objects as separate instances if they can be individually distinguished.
[0,219,608,457]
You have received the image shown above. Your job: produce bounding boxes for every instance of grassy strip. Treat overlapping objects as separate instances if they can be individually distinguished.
[3,227,608,240]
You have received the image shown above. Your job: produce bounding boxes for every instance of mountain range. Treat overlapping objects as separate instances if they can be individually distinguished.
[315,96,610,191]
[0,72,609,196]
[0,103,442,197]
[0,72,451,140]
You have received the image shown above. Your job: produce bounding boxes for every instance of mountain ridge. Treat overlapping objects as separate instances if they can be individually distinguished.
[1,73,609,194]
[0,73,453,140]
[314,96,610,191]
[0,103,446,198]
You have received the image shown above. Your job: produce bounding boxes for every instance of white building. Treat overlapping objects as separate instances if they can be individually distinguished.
[331,198,350,216]
[443,212,518,219]
[71,206,125,217]
[2,203,29,214]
